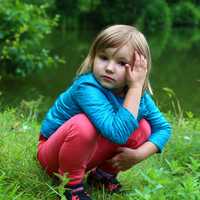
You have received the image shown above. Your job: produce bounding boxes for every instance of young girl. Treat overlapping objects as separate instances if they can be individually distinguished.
[37,25,171,200]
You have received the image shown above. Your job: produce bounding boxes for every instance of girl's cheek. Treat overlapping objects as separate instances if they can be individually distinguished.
[118,70,127,82]
[99,60,108,67]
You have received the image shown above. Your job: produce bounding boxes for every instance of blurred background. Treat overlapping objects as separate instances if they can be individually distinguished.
[0,0,200,117]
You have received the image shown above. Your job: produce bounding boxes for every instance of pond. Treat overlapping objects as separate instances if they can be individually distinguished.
[0,28,200,117]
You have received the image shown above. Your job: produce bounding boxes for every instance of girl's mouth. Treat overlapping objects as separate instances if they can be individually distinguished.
[102,75,115,82]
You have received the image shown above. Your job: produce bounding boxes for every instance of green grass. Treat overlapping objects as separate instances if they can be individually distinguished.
[0,103,200,200]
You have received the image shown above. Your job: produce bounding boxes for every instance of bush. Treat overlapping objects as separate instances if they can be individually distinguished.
[172,2,200,26]
[0,0,64,77]
[138,0,172,33]
[83,0,147,28]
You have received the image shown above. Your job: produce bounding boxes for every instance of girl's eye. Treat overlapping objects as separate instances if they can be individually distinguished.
[118,61,126,66]
[99,55,108,60]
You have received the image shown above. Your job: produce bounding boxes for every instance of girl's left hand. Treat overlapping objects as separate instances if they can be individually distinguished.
[106,147,143,171]
[125,51,148,89]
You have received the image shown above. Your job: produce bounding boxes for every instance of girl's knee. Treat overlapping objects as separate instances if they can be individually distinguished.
[69,114,98,143]
[139,118,151,138]
[125,118,151,148]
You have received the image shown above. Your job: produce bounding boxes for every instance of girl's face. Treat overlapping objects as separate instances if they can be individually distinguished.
[93,45,132,94]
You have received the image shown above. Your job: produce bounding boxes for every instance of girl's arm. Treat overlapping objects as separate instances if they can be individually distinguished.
[123,86,142,119]
[144,92,172,152]
[123,52,147,118]
[107,93,171,170]
[107,142,158,171]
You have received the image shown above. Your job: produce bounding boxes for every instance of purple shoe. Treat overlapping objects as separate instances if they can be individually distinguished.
[64,183,92,200]
[87,170,122,193]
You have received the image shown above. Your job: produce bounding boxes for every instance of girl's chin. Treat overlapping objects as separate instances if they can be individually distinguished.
[100,82,113,89]
[99,80,113,88]
[100,82,121,91]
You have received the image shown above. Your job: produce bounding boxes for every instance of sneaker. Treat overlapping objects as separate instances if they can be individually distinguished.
[87,169,122,193]
[64,183,92,200]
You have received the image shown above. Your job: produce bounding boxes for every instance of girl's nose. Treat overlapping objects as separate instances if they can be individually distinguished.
[105,61,115,73]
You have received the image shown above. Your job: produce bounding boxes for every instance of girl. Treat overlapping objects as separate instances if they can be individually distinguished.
[37,25,171,200]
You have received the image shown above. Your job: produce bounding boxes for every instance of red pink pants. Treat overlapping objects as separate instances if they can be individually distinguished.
[37,114,151,185]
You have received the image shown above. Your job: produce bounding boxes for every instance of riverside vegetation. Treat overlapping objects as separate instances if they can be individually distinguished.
[0,96,199,200]
[1,0,200,77]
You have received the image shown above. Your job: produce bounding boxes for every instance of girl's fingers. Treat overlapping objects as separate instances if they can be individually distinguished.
[125,63,131,68]
[125,63,132,72]
[134,51,147,69]
[144,58,147,68]
[140,55,146,67]
[134,51,140,67]
[141,56,147,69]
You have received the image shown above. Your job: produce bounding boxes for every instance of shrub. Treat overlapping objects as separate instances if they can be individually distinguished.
[0,0,64,77]
[85,0,146,28]
[172,2,200,26]
[139,0,172,33]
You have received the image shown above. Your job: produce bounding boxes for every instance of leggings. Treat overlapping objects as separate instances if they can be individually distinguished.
[37,114,151,185]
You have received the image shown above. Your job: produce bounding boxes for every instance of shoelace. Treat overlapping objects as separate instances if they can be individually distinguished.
[107,182,120,192]
[71,191,90,200]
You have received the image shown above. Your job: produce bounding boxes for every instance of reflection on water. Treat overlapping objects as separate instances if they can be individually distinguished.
[0,28,200,116]
[150,28,200,116]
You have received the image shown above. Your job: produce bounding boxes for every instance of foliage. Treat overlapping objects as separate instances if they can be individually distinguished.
[24,0,55,6]
[77,0,150,29]
[162,87,183,122]
[166,0,200,5]
[138,0,172,33]
[172,1,200,26]
[166,27,200,51]
[0,0,64,77]
[134,0,172,61]
[78,0,101,12]
[95,0,139,25]
[53,0,80,29]
[17,0,200,30]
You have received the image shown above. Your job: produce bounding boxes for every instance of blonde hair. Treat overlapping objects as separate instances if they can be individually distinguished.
[76,24,153,94]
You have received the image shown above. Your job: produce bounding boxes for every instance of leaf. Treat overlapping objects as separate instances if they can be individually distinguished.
[162,87,175,98]
[0,32,4,39]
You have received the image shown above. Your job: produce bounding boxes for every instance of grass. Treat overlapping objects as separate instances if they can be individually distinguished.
[0,100,200,200]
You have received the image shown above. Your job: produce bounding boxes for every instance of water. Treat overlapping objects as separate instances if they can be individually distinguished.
[0,28,200,117]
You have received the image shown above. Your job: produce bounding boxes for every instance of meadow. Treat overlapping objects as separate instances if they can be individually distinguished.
[0,99,199,200]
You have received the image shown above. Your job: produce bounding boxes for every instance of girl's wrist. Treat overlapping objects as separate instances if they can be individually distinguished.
[127,78,145,89]
[128,84,143,91]
[129,149,145,164]
[136,142,159,160]
[134,148,147,161]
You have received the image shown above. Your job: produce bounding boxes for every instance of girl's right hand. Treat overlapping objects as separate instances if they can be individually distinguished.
[125,51,148,89]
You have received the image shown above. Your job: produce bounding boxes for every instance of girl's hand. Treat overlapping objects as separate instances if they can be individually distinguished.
[125,51,148,89]
[107,142,158,171]
[106,147,144,171]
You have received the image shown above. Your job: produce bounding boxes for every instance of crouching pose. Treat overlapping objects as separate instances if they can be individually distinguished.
[37,24,171,200]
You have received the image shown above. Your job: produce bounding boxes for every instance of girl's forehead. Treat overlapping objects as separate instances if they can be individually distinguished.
[97,45,133,59]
